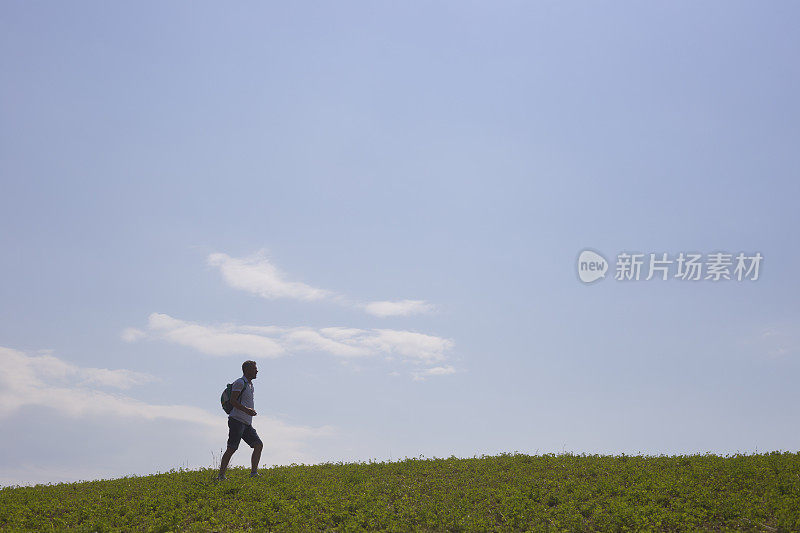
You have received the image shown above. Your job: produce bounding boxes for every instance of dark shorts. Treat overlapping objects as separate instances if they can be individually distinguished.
[227,417,262,451]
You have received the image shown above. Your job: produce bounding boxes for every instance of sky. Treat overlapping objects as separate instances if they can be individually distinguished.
[1,2,799,487]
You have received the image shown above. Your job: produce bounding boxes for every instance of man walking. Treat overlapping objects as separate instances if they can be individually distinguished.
[218,360,263,480]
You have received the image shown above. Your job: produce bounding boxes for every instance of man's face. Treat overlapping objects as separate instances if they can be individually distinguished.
[246,364,258,380]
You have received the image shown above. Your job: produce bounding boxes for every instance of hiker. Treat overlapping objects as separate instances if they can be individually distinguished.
[218,360,263,480]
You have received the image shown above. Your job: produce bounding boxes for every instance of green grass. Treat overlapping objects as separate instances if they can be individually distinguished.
[2,452,800,531]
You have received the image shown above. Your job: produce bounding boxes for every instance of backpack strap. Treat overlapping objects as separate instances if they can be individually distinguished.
[234,376,250,400]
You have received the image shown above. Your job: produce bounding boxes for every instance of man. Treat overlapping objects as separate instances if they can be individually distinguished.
[218,360,263,480]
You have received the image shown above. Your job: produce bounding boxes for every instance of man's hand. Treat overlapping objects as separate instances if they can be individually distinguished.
[248,408,257,416]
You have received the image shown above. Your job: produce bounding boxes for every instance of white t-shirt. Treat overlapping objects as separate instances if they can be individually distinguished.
[229,376,254,425]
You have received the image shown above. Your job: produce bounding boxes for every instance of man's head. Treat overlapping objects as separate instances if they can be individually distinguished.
[242,360,258,380]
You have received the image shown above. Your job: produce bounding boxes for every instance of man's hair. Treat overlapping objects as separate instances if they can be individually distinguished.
[242,360,256,373]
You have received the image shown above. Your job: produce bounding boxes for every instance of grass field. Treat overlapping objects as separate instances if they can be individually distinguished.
[2,452,799,531]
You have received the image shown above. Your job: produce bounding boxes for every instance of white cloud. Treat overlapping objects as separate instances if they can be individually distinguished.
[412,365,457,381]
[761,328,778,338]
[0,346,203,424]
[207,251,436,317]
[365,329,453,363]
[121,327,146,343]
[745,322,800,359]
[363,300,436,317]
[147,313,286,358]
[127,314,455,369]
[282,328,372,358]
[207,251,330,301]
[1,348,157,392]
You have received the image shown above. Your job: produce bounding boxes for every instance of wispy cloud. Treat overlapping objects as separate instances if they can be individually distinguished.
[2,347,157,392]
[752,323,800,359]
[207,251,330,301]
[124,313,455,374]
[121,327,146,343]
[207,251,435,317]
[362,300,436,317]
[0,346,211,424]
[412,365,457,381]
[147,313,285,358]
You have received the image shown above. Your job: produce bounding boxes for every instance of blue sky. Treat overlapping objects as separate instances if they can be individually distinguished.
[2,2,799,486]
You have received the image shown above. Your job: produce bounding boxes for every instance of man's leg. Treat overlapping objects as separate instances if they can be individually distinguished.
[251,441,263,474]
[219,447,236,479]
[241,424,263,475]
[220,418,246,479]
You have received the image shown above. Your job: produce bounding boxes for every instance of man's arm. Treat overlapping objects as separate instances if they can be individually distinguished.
[231,389,257,416]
